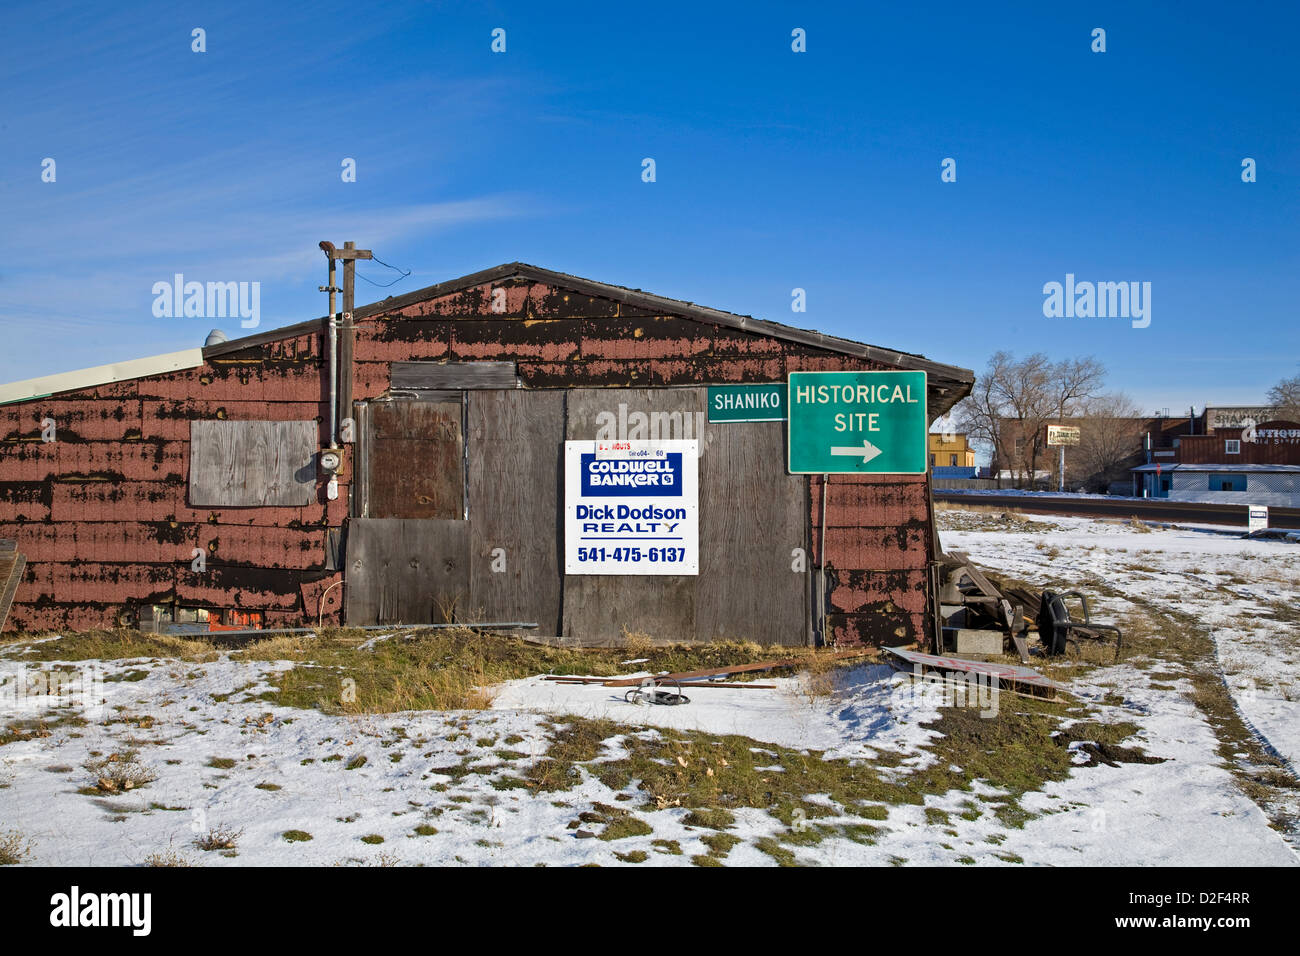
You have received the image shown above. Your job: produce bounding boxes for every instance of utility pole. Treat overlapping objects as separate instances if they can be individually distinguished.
[318,241,372,448]
[339,241,369,423]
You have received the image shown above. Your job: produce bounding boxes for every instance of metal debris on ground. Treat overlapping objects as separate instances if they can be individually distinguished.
[542,676,775,690]
[884,645,1065,699]
[939,550,1032,661]
[939,549,1122,665]
[1036,590,1124,661]
[623,679,691,706]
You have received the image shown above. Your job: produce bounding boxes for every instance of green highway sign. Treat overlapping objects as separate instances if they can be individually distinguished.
[787,370,928,474]
[707,384,786,422]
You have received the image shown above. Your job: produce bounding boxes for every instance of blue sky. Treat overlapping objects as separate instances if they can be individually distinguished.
[2,0,1296,412]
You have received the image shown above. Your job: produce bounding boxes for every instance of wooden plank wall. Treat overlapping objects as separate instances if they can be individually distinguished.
[189,420,317,506]
[345,517,470,625]
[0,274,936,639]
[559,387,696,642]
[345,388,812,644]
[696,420,810,645]
[0,540,25,632]
[562,389,700,644]
[392,361,518,390]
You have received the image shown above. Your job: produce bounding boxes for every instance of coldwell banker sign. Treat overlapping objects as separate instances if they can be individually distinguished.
[564,439,699,575]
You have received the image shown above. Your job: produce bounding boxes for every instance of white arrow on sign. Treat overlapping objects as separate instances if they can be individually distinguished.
[830,440,883,464]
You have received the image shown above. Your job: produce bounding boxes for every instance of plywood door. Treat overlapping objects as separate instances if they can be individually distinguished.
[348,399,470,624]
[562,387,809,646]
[467,390,565,635]
[345,518,470,625]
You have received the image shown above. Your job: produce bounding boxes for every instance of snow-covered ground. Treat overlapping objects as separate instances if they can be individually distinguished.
[1,510,1296,866]
[491,665,940,762]
[941,512,1300,771]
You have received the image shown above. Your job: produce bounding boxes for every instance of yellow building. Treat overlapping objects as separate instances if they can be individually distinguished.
[928,432,976,469]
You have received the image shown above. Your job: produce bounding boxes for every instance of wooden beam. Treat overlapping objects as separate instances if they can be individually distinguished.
[340,242,359,428]
[602,649,877,686]
[391,361,518,390]
[0,550,25,632]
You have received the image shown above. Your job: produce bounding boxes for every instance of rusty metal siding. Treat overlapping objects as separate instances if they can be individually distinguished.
[810,474,933,646]
[0,329,339,632]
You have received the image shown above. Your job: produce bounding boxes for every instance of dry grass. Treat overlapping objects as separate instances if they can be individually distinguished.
[237,628,853,714]
[0,830,31,865]
[193,825,243,852]
[801,650,841,700]
[0,629,216,662]
[143,847,191,867]
[620,628,657,659]
[84,752,157,793]
[2,624,868,716]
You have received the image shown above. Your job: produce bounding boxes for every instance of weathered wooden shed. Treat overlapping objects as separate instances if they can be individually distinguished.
[0,263,973,645]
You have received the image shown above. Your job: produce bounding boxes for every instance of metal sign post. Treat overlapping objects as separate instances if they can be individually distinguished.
[1046,425,1081,492]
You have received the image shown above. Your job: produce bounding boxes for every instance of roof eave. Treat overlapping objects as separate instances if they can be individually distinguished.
[201,261,974,414]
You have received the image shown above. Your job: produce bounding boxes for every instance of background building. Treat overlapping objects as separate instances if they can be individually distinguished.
[992,412,1200,492]
[928,431,977,478]
[1133,415,1300,506]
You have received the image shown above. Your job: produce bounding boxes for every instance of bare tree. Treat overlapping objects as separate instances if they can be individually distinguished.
[1071,392,1145,491]
[952,352,1107,488]
[951,352,1009,476]
[1267,374,1300,421]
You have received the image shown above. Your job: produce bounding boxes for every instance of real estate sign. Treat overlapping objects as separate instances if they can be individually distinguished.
[787,371,928,474]
[564,439,699,575]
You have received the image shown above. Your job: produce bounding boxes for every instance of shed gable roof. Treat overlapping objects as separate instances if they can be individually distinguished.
[206,262,975,408]
[0,263,975,413]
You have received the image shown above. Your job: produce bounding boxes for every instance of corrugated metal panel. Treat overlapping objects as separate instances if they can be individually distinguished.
[0,349,205,405]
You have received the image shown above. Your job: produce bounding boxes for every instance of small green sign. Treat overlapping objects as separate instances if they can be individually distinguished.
[707,384,786,422]
[787,371,928,474]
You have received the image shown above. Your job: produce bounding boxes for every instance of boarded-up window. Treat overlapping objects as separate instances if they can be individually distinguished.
[189,420,318,506]
[366,401,464,519]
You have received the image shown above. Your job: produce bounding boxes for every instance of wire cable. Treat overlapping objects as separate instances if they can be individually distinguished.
[357,253,412,288]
